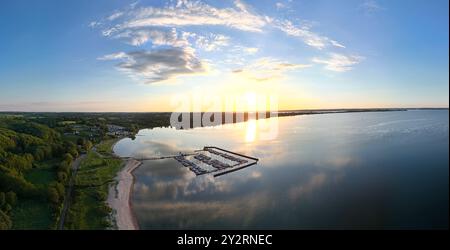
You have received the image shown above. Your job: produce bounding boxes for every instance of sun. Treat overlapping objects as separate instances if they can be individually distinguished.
[245,92,257,109]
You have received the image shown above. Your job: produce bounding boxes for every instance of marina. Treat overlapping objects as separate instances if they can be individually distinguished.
[175,147,259,177]
[120,146,259,177]
[114,110,449,229]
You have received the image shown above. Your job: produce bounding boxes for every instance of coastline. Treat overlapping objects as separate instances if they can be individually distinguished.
[107,158,142,230]
[101,108,418,230]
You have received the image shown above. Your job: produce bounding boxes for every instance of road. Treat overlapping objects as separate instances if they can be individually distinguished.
[57,153,86,230]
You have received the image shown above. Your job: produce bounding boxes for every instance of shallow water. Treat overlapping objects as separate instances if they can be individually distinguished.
[114,110,449,229]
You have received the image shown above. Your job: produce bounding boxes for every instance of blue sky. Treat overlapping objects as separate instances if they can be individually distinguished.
[0,0,448,111]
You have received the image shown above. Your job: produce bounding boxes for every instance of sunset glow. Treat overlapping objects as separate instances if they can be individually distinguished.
[0,0,448,112]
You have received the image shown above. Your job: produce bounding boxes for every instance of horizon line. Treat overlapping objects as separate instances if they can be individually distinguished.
[0,107,448,114]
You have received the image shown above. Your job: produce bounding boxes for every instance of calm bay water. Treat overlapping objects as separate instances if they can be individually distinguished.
[114,110,449,229]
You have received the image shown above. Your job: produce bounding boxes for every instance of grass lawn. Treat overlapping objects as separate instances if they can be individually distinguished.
[12,160,59,229]
[25,160,57,186]
[65,150,123,229]
[96,138,119,156]
[25,169,54,186]
[58,121,76,125]
[61,134,80,144]
[12,199,53,229]
[76,151,122,186]
[64,186,111,229]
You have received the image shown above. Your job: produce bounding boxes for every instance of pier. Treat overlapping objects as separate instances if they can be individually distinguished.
[204,146,259,162]
[121,147,259,177]
[121,153,197,161]
[175,147,259,177]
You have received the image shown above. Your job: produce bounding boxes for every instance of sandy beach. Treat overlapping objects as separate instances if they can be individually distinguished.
[107,159,142,230]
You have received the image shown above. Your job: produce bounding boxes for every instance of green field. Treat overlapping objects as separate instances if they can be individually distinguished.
[0,112,146,230]
[58,121,76,125]
[11,199,53,230]
[12,160,60,229]
[25,160,58,186]
[95,139,119,156]
[0,114,24,118]
[64,150,123,229]
[25,169,54,185]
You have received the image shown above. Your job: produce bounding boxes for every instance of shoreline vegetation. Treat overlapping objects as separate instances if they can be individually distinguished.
[62,142,123,229]
[0,108,447,230]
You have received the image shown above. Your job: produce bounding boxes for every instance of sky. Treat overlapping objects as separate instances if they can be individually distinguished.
[0,0,448,112]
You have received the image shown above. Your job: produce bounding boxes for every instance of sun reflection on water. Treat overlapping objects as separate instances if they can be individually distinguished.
[245,119,257,142]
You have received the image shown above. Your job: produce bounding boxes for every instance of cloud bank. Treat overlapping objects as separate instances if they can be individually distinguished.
[312,53,364,72]
[100,48,207,84]
[232,57,311,82]
[93,0,363,84]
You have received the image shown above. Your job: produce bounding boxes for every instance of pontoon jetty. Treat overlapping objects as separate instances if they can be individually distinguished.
[122,146,259,177]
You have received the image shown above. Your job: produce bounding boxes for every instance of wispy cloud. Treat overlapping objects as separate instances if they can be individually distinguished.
[234,0,251,13]
[100,48,208,84]
[276,2,286,10]
[129,1,140,9]
[107,11,124,21]
[274,20,345,50]
[330,40,346,48]
[99,0,344,51]
[103,0,267,35]
[232,57,311,82]
[193,33,230,52]
[97,52,128,60]
[312,53,364,72]
[88,21,101,28]
[241,47,259,54]
[93,0,361,84]
[114,28,189,47]
[360,0,384,15]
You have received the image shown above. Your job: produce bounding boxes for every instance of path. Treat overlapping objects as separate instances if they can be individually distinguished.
[57,154,86,230]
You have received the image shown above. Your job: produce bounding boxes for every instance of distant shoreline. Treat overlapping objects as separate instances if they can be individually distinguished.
[0,108,448,114]
[104,107,448,230]
[276,108,409,117]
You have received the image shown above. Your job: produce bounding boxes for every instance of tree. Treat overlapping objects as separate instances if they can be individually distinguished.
[5,191,16,206]
[63,153,73,164]
[53,182,65,198]
[131,124,139,133]
[3,154,33,172]
[64,141,79,158]
[68,148,78,158]
[33,147,45,161]
[84,140,93,151]
[42,145,52,159]
[0,210,12,230]
[47,187,59,205]
[77,138,85,146]
[57,161,70,175]
[94,190,106,201]
[3,204,12,213]
[96,205,111,216]
[51,143,65,158]
[57,171,68,183]
[0,172,37,198]
[0,192,5,208]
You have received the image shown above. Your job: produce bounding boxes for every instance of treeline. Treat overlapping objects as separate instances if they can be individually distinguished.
[0,112,177,229]
[0,118,81,229]
[4,112,172,132]
[0,191,16,229]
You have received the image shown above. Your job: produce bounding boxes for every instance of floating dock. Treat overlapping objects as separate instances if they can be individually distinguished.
[122,147,259,178]
[174,146,259,177]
